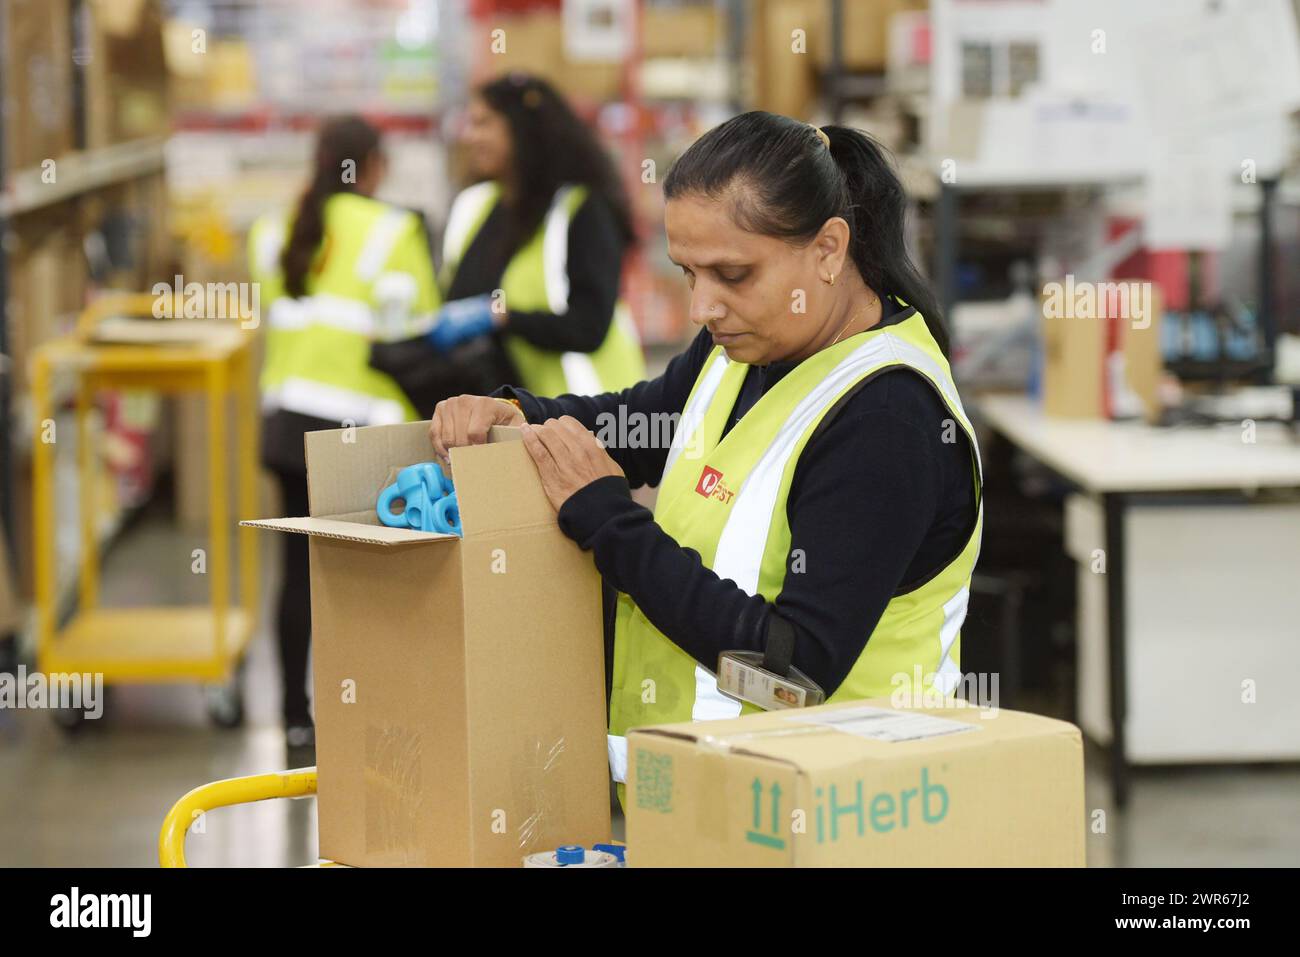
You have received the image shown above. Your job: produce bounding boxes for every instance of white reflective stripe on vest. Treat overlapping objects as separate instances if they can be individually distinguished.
[691,660,742,723]
[541,186,577,314]
[262,377,407,426]
[372,271,438,341]
[879,332,987,573]
[255,219,286,276]
[268,294,374,336]
[936,586,969,694]
[661,352,729,482]
[689,330,982,725]
[560,351,602,395]
[607,734,629,784]
[442,181,497,267]
[717,331,979,595]
[355,209,411,282]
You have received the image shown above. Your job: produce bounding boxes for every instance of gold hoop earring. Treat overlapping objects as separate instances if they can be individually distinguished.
[824,272,836,287]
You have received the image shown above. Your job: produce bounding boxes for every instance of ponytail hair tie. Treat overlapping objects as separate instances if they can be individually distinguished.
[812,125,831,149]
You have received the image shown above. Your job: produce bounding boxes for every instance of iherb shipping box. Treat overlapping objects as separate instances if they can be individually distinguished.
[244,423,610,866]
[626,699,1085,867]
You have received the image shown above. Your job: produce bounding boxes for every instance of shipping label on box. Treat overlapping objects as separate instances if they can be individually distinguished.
[627,699,1085,867]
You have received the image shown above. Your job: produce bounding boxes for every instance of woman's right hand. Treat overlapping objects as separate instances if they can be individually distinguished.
[429,395,526,467]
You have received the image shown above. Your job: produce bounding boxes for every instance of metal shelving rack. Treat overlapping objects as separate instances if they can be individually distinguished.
[0,1,169,646]
[1,3,12,570]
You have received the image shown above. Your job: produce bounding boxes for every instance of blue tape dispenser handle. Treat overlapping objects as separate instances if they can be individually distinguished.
[429,462,455,498]
[431,492,461,536]
[376,482,409,528]
[376,463,460,535]
[412,463,447,499]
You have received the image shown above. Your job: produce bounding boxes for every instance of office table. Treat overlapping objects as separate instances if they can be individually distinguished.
[975,395,1300,807]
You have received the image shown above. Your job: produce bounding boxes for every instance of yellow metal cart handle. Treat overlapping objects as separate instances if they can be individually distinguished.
[159,768,318,867]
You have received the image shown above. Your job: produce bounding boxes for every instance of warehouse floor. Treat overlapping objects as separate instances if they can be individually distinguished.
[1,492,1297,867]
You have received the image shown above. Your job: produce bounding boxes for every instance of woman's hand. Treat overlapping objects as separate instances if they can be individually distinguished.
[521,416,624,511]
[428,395,525,467]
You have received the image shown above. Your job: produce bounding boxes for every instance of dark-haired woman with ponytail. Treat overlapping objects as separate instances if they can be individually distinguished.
[430,112,981,799]
[431,73,645,395]
[249,115,439,758]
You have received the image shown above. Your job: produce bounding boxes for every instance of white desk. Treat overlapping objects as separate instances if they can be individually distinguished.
[974,395,1300,807]
[977,396,1300,492]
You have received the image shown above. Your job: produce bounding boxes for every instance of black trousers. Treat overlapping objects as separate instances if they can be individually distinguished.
[272,469,312,726]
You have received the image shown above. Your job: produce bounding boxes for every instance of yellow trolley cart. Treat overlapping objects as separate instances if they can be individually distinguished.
[159,767,320,868]
[30,293,260,729]
[159,768,625,867]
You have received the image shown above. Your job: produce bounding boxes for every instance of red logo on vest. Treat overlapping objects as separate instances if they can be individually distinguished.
[696,466,724,498]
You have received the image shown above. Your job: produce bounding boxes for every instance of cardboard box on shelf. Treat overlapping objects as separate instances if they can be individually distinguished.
[476,12,623,102]
[643,4,721,59]
[133,172,175,287]
[82,0,170,147]
[4,0,74,170]
[811,0,928,72]
[751,0,817,120]
[6,207,87,396]
[1041,280,1164,422]
[244,422,611,867]
[750,0,927,117]
[205,40,258,112]
[626,698,1086,867]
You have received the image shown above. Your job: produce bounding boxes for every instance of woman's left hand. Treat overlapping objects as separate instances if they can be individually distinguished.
[521,416,624,511]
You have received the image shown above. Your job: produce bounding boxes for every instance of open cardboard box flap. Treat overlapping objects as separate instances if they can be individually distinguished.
[241,422,555,544]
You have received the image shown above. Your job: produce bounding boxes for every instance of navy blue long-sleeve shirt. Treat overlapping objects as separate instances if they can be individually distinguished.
[499,302,979,698]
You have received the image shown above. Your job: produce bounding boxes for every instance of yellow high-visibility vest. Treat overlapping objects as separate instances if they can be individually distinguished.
[441,181,645,396]
[606,308,983,790]
[250,192,440,425]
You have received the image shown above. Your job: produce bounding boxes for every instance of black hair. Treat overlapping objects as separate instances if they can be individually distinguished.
[282,115,383,298]
[476,72,634,260]
[662,111,948,356]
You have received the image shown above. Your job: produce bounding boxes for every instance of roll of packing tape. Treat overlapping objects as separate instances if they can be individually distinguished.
[523,845,620,868]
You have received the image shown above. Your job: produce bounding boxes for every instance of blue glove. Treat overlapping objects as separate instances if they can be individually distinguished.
[426,295,495,354]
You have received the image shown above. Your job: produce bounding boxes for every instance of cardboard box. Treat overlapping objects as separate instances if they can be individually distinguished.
[1041,280,1163,422]
[82,0,170,148]
[751,0,817,120]
[627,699,1086,867]
[811,0,928,72]
[6,207,87,396]
[643,4,721,59]
[4,0,74,170]
[751,0,926,108]
[475,12,623,102]
[244,422,611,866]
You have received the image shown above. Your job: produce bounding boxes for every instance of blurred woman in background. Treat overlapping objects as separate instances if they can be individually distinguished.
[248,115,439,759]
[430,72,645,395]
